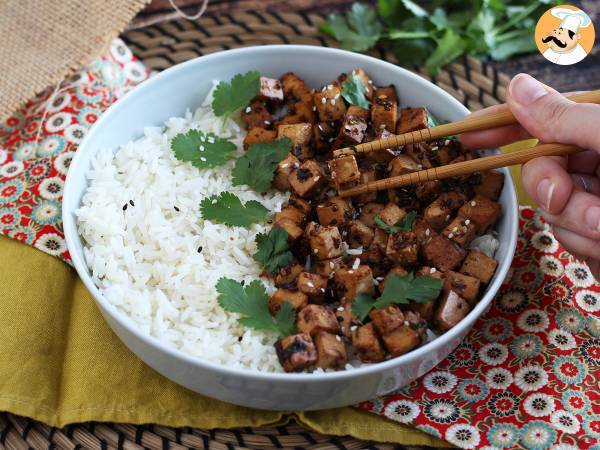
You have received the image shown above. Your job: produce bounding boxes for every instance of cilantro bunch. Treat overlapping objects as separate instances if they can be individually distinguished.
[321,0,560,75]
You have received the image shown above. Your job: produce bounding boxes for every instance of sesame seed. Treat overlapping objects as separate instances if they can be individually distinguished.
[199,145,205,151]
[122,203,127,211]
[444,139,451,145]
[207,137,215,144]
[430,267,437,273]
[446,214,451,220]
[313,176,320,182]
[352,258,360,269]
[329,261,335,268]
[337,306,344,311]
[331,99,336,106]
[448,232,454,238]
[348,270,354,274]
[334,93,340,100]
[212,199,217,204]
[307,281,314,288]
[200,157,207,162]
[335,335,342,341]
[281,163,289,169]
[245,107,251,113]
[321,97,327,104]
[350,325,358,331]
[320,288,326,293]
[368,80,373,84]
[129,200,134,207]
[264,120,270,125]
[465,219,471,225]
[313,248,319,254]
[197,246,203,253]
[373,279,379,286]
[174,206,180,211]
[431,146,438,151]
[379,124,386,129]
[376,277,384,281]
[403,320,410,326]
[313,106,317,111]
[471,201,476,206]
[425,228,431,236]
[452,227,458,232]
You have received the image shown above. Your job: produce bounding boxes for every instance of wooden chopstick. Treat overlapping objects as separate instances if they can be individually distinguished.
[338,143,580,198]
[333,90,600,158]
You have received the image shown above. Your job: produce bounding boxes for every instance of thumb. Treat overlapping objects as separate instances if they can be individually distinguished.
[507,73,600,153]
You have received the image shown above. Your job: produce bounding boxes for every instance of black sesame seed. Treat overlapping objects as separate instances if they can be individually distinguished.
[122,203,127,211]
[197,246,203,253]
[238,336,243,342]
[241,280,245,286]
[174,206,180,211]
[129,200,134,207]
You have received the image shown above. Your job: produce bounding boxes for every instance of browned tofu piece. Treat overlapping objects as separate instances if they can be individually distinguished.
[346,105,370,121]
[354,168,378,204]
[382,325,421,357]
[276,114,304,126]
[422,235,467,272]
[388,155,420,177]
[297,272,328,301]
[378,203,407,227]
[473,170,505,200]
[273,218,303,243]
[369,305,404,335]
[273,153,300,191]
[357,246,385,278]
[370,228,389,253]
[329,155,360,189]
[441,191,469,210]
[258,76,284,102]
[314,84,347,122]
[378,265,408,293]
[313,122,337,153]
[316,196,351,227]
[386,231,418,266]
[444,271,480,305]
[242,100,272,129]
[335,304,359,338]
[243,127,277,150]
[435,290,470,332]
[277,123,314,160]
[333,265,375,302]
[314,331,347,370]
[359,203,385,228]
[460,250,498,284]
[280,72,310,100]
[348,220,374,249]
[397,107,429,134]
[315,256,345,278]
[416,265,445,281]
[275,333,317,372]
[288,160,325,198]
[458,195,501,234]
[416,180,442,205]
[403,310,428,340]
[442,216,477,247]
[413,217,437,247]
[334,107,369,148]
[401,300,437,323]
[293,93,317,124]
[269,288,308,316]
[272,260,304,287]
[369,128,402,163]
[405,143,433,169]
[429,142,460,166]
[371,86,398,132]
[287,195,311,215]
[275,206,305,225]
[423,197,452,232]
[306,222,344,260]
[352,322,386,362]
[297,304,340,336]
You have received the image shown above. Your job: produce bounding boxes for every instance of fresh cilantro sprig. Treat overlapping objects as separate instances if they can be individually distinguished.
[374,211,417,234]
[253,227,294,274]
[352,273,443,321]
[212,71,261,118]
[171,129,236,169]
[232,138,292,192]
[319,3,382,52]
[200,192,268,228]
[216,278,296,336]
[341,72,370,109]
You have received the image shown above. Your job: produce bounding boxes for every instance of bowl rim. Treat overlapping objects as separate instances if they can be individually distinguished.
[64,44,518,382]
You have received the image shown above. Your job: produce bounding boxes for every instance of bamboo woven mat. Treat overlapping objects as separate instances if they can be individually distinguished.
[0,10,511,450]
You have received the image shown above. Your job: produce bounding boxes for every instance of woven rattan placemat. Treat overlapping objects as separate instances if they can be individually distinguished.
[1,10,511,450]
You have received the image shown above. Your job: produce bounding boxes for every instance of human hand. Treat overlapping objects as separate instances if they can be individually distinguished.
[461,73,600,279]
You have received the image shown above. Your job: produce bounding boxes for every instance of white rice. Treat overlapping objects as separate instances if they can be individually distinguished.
[76,88,290,372]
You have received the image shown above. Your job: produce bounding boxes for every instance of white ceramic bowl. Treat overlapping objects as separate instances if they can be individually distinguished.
[63,45,518,410]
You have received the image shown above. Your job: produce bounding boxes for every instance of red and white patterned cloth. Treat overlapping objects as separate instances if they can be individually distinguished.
[0,40,598,450]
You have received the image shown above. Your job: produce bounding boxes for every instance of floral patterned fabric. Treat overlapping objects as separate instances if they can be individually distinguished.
[359,208,600,449]
[0,39,149,262]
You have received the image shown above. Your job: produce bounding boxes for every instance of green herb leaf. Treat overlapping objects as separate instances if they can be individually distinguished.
[374,211,417,234]
[253,227,294,274]
[232,138,291,192]
[341,72,371,109]
[200,192,268,228]
[352,293,377,322]
[171,129,237,169]
[425,28,467,76]
[216,278,295,336]
[212,71,261,117]
[374,273,443,308]
[319,3,382,52]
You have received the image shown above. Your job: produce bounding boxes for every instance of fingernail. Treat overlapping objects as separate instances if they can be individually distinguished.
[537,179,555,211]
[585,206,600,232]
[509,74,547,106]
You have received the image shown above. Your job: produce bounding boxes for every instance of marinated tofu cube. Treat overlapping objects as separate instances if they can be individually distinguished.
[314,84,347,122]
[243,127,277,150]
[401,300,437,323]
[441,191,469,210]
[313,122,337,153]
[397,107,429,134]
[429,142,460,166]
[335,305,359,338]
[315,256,345,278]
[405,143,433,169]
[378,265,408,293]
[293,93,317,124]
[370,128,402,163]
[275,333,317,372]
[371,86,398,132]
[276,114,304,126]
[277,123,314,160]
[281,72,310,100]
[378,203,407,227]
[403,310,428,340]
[258,76,284,102]
[422,235,467,272]
[442,216,477,247]
[423,197,452,232]
[369,305,404,335]
[382,325,421,357]
[306,222,344,260]
[333,265,375,302]
[334,108,369,148]
[274,218,303,243]
[435,290,470,332]
[273,153,300,191]
[444,271,481,305]
[388,155,420,177]
[473,170,504,200]
[269,289,308,315]
[352,322,386,362]
[386,231,418,266]
[329,155,361,189]
[288,160,325,198]
[348,220,374,249]
[369,228,389,254]
[458,194,501,234]
[413,217,437,246]
[242,100,272,129]
[359,203,385,228]
[273,261,304,287]
[346,105,370,121]
[355,169,378,204]
[287,195,311,215]
[460,250,498,284]
[314,331,347,370]
[297,304,340,336]
[275,206,305,225]
[416,180,442,205]
[316,196,351,226]
[297,272,328,301]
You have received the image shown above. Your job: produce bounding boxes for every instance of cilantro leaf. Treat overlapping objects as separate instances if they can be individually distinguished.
[425,28,467,76]
[171,129,236,169]
[374,211,417,233]
[216,278,295,336]
[212,71,261,117]
[232,138,291,192]
[200,192,268,228]
[253,227,294,274]
[352,293,377,322]
[319,3,382,52]
[341,72,371,109]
